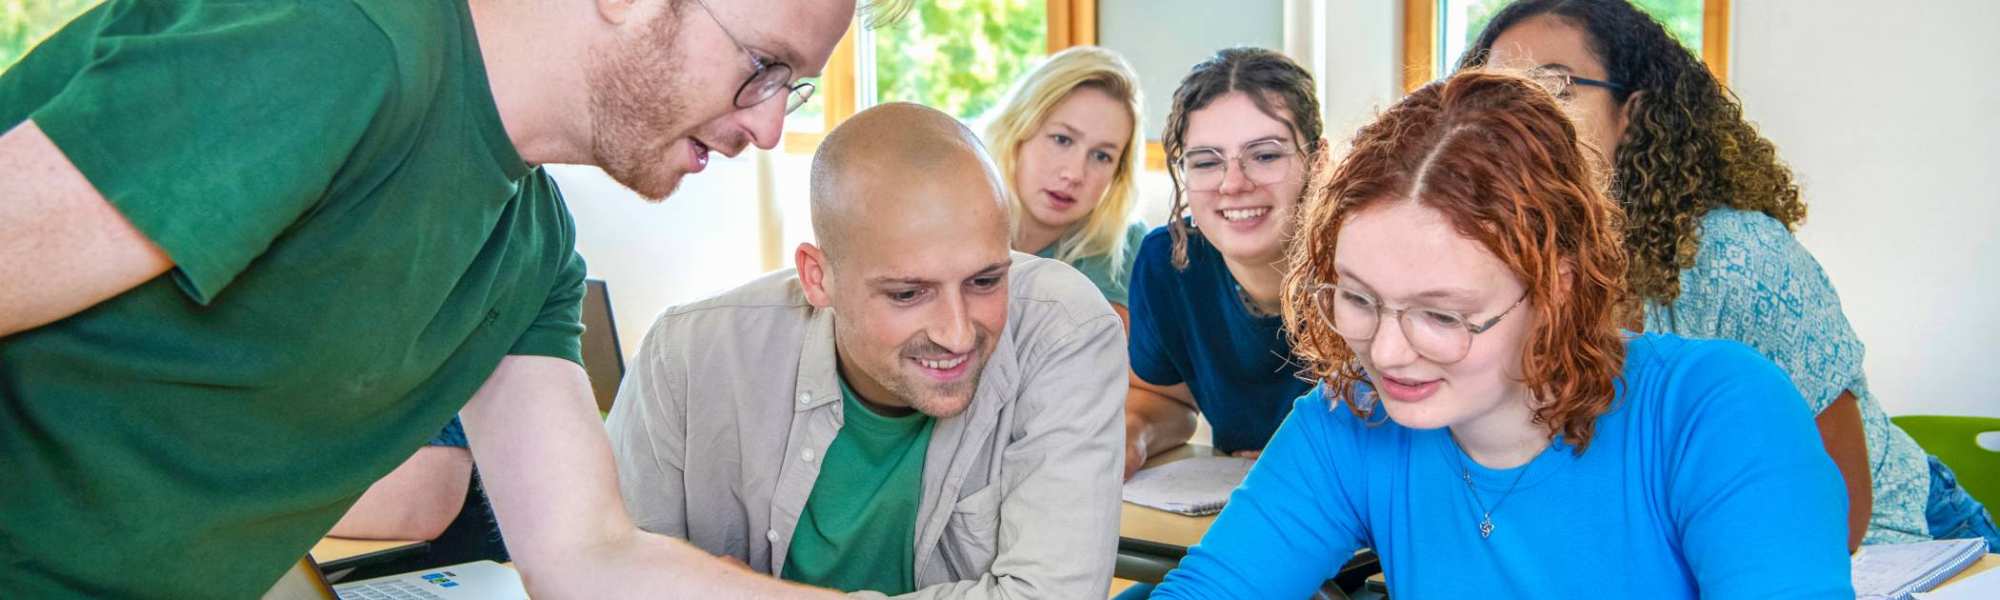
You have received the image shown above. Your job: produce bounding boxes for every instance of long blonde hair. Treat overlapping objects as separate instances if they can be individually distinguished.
[982,46,1144,270]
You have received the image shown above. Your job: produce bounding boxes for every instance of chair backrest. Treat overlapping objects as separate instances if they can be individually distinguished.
[1892,415,2000,514]
[582,279,627,413]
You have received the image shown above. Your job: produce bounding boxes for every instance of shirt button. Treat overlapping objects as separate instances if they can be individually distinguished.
[766,529,780,544]
[802,449,816,463]
[797,392,812,405]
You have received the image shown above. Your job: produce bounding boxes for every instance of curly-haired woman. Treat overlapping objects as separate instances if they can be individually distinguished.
[1460,0,1999,553]
[1150,70,1850,599]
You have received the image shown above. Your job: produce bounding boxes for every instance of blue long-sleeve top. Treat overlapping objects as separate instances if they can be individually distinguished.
[1153,334,1853,599]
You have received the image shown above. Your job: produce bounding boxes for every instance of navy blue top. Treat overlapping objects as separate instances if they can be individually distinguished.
[1127,224,1311,453]
[1153,334,1853,599]
[428,417,468,448]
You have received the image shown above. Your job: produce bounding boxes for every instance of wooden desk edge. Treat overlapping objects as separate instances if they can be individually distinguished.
[1941,553,2000,589]
[310,537,428,571]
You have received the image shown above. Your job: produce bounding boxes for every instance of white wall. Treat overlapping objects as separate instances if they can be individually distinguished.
[1318,0,1402,146]
[1732,1,2000,418]
[1098,0,1287,141]
[552,160,766,360]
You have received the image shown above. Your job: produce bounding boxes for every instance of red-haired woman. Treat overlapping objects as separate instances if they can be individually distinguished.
[1150,71,1851,598]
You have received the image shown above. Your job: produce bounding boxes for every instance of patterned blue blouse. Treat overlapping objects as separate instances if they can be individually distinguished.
[1643,207,1929,544]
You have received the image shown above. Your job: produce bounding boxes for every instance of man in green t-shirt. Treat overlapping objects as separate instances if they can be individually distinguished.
[0,1,903,597]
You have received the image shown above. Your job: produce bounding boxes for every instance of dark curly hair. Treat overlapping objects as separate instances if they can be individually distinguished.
[1459,0,1805,304]
[1283,71,1629,452]
[1160,47,1324,269]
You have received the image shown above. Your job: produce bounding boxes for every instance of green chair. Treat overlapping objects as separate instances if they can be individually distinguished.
[1892,415,2000,517]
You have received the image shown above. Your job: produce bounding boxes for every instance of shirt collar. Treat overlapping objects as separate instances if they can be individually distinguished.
[793,305,842,413]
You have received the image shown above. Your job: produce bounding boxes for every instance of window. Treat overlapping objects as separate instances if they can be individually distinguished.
[2,0,98,69]
[869,1,1050,121]
[1402,0,1729,92]
[783,0,1095,153]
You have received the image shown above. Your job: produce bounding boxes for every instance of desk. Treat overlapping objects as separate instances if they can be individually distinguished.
[1116,444,1218,583]
[1940,553,2000,589]
[310,537,427,573]
[1115,444,1379,586]
[1119,444,1222,553]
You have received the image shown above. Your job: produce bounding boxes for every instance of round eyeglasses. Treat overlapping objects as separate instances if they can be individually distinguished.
[1176,139,1299,193]
[693,0,816,115]
[1312,284,1527,364]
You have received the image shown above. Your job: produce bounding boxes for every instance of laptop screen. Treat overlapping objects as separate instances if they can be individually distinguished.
[581,279,626,413]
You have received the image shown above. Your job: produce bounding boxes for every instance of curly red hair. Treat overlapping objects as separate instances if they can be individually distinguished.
[1281,71,1631,451]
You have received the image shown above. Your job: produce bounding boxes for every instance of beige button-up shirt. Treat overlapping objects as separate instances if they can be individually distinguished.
[606,253,1126,599]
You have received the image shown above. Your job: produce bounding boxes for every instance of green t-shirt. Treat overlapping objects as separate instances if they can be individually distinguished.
[781,377,935,595]
[1035,220,1148,307]
[0,1,585,597]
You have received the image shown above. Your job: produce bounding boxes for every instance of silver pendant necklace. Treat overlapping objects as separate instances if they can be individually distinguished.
[1450,434,1532,540]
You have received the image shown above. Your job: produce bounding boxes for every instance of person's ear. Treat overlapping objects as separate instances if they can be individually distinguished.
[796,243,834,308]
[1613,90,1645,143]
[596,0,640,25]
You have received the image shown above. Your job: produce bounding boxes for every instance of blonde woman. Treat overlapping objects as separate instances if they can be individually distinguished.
[984,46,1147,315]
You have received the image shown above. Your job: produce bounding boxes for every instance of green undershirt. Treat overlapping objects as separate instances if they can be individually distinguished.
[781,377,935,594]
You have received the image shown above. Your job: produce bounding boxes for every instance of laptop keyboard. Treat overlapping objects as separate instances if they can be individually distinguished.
[337,579,446,600]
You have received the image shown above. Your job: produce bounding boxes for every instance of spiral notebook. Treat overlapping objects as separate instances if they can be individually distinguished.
[1122,456,1255,516]
[1852,538,1987,600]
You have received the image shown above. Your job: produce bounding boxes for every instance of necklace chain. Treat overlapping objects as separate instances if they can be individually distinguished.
[1451,435,1532,540]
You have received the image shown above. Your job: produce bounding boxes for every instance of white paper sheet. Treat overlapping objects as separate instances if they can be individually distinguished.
[1122,456,1256,516]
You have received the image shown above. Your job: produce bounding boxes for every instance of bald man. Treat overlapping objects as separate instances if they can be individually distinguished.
[605,103,1126,598]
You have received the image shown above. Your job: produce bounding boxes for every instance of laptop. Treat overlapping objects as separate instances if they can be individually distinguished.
[264,554,527,600]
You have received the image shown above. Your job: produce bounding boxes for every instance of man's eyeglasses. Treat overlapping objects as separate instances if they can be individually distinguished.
[692,0,815,114]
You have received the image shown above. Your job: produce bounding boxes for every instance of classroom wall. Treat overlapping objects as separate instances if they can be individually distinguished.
[1099,0,1286,141]
[1729,0,2000,418]
[1317,0,1402,148]
[554,163,763,358]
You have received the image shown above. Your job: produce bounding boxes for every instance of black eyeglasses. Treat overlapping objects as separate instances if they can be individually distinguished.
[1529,69,1628,100]
[692,0,815,114]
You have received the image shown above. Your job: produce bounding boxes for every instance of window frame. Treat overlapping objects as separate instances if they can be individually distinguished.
[1399,0,1731,93]
[781,0,1102,155]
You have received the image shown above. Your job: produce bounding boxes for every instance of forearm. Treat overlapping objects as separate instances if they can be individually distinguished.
[1126,386,1197,458]
[463,355,837,599]
[535,530,838,599]
[1814,391,1872,552]
[328,446,473,541]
